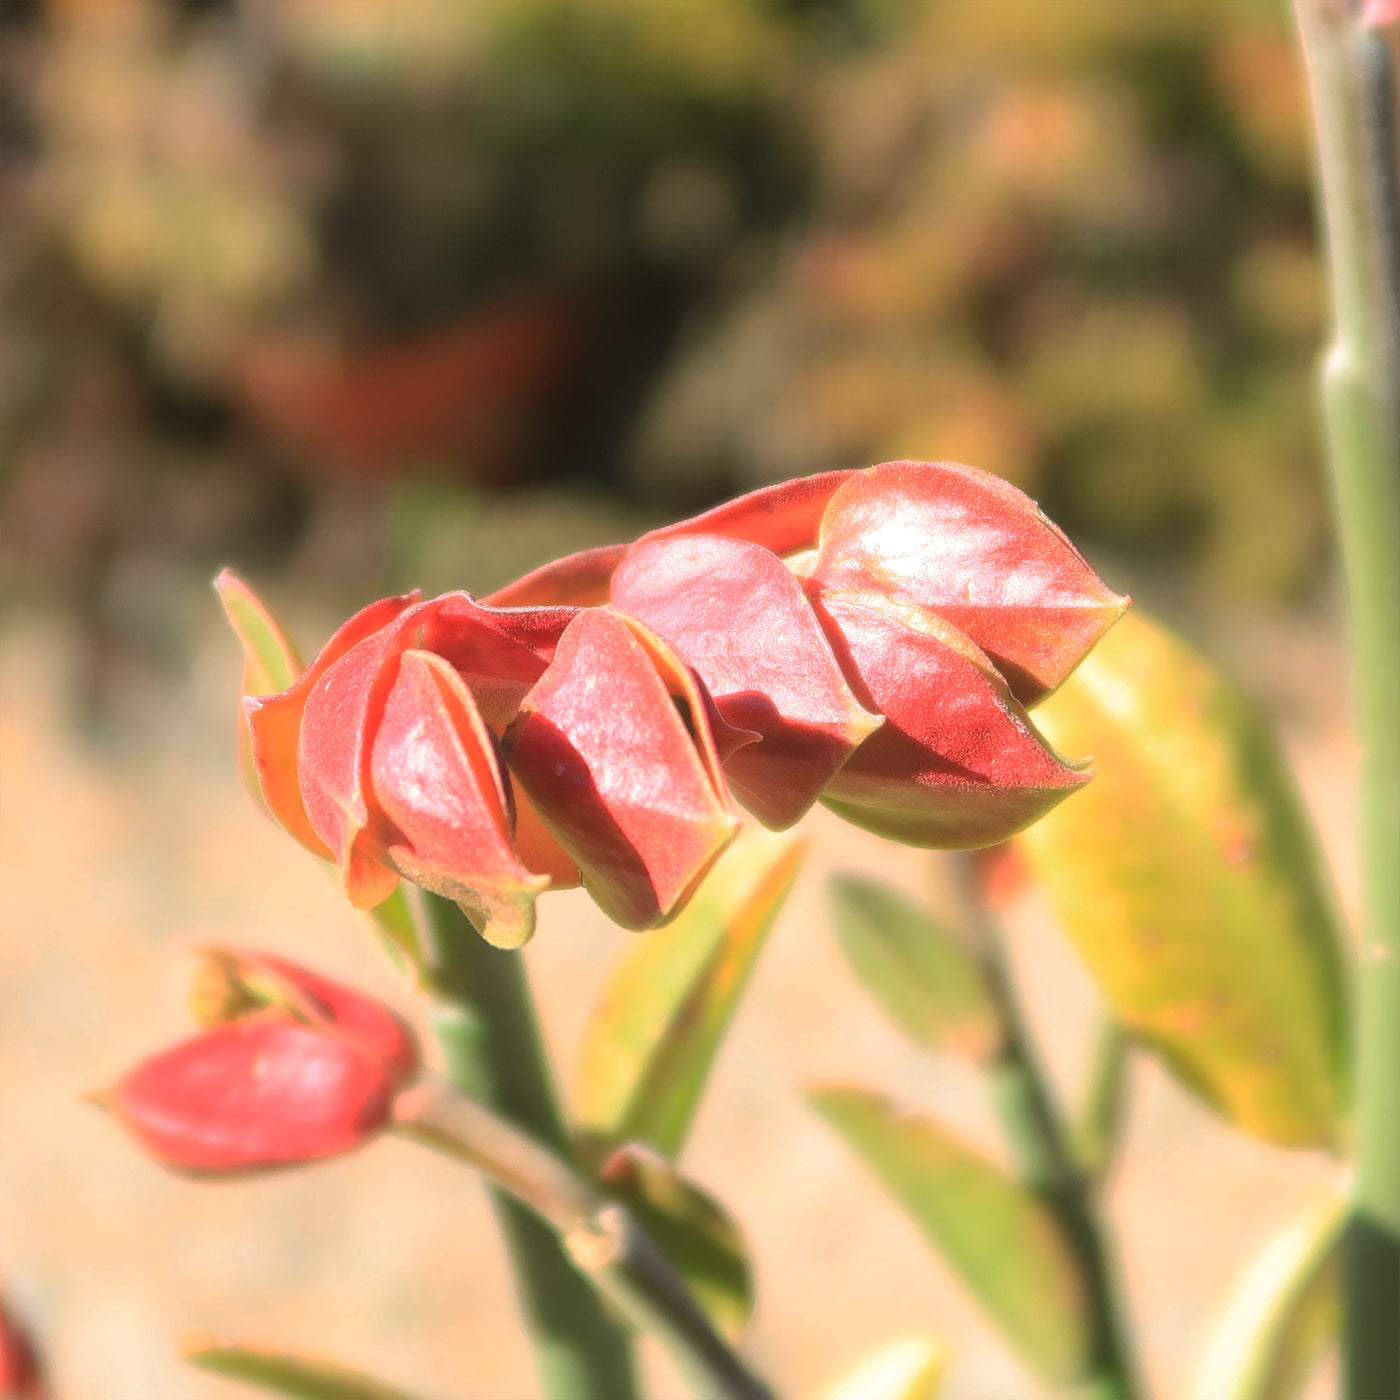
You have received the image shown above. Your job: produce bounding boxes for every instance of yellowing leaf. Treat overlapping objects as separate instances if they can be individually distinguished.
[820,1340,948,1400]
[1017,612,1348,1148]
[810,1086,1090,1386]
[575,829,804,1162]
[828,875,1001,1059]
[1189,1190,1344,1400]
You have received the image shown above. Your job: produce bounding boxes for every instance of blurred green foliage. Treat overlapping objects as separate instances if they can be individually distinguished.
[0,0,1329,690]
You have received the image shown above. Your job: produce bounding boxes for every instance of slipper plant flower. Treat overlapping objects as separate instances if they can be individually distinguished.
[95,950,418,1176]
[224,460,1126,947]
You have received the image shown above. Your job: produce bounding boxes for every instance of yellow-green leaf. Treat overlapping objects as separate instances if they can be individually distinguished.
[575,829,805,1163]
[599,1143,753,1341]
[185,1344,422,1400]
[810,1086,1090,1386]
[1189,1190,1344,1400]
[820,1340,948,1400]
[828,875,1001,1059]
[1017,611,1348,1148]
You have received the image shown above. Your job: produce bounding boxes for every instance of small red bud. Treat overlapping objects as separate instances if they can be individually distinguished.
[100,1014,397,1175]
[0,1290,44,1400]
[191,948,419,1085]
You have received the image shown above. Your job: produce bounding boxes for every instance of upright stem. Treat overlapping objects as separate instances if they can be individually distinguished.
[1293,6,1400,1397]
[418,890,639,1400]
[980,934,1142,1400]
[953,862,1140,1400]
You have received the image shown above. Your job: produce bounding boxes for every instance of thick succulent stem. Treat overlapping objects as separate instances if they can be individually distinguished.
[418,890,639,1400]
[1293,5,1400,1397]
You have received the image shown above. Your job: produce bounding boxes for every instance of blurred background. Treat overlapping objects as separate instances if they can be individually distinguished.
[0,0,1352,1396]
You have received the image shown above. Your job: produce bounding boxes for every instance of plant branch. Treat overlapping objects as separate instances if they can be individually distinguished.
[955,860,1142,1400]
[394,1074,777,1400]
[1293,5,1400,1397]
[1074,1019,1131,1187]
[415,889,639,1400]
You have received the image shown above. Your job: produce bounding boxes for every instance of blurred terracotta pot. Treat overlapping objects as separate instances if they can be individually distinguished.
[230,290,583,482]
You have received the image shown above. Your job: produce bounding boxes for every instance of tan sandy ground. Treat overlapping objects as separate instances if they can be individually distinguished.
[0,605,1351,1400]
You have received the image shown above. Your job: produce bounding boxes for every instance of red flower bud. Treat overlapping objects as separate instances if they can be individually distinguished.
[0,1291,44,1400]
[610,533,879,828]
[190,947,418,1085]
[102,1016,397,1174]
[225,460,1124,934]
[485,471,855,609]
[807,461,1128,705]
[245,592,420,860]
[503,608,740,929]
[100,954,416,1175]
[811,589,1089,847]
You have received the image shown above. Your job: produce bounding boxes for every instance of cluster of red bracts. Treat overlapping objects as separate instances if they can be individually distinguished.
[242,461,1127,947]
[95,950,417,1175]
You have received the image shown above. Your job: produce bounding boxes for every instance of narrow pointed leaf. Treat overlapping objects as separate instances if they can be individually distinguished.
[821,1340,948,1400]
[575,829,805,1161]
[186,1344,423,1400]
[827,875,1001,1060]
[599,1144,754,1341]
[365,885,429,983]
[215,570,303,697]
[1189,1191,1344,1400]
[1016,612,1349,1147]
[216,570,304,813]
[809,1086,1090,1386]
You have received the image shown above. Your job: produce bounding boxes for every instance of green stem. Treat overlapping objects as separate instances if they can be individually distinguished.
[417,890,639,1400]
[1293,6,1400,1397]
[394,1077,777,1400]
[959,865,1141,1400]
[1073,1020,1131,1188]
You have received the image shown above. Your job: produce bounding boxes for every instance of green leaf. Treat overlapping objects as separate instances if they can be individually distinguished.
[1016,611,1348,1148]
[809,1086,1090,1386]
[1188,1190,1344,1400]
[214,570,303,804]
[828,875,1001,1059]
[599,1144,754,1341]
[366,884,429,985]
[575,828,804,1163]
[185,1344,424,1400]
[215,569,302,696]
[820,1340,948,1400]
